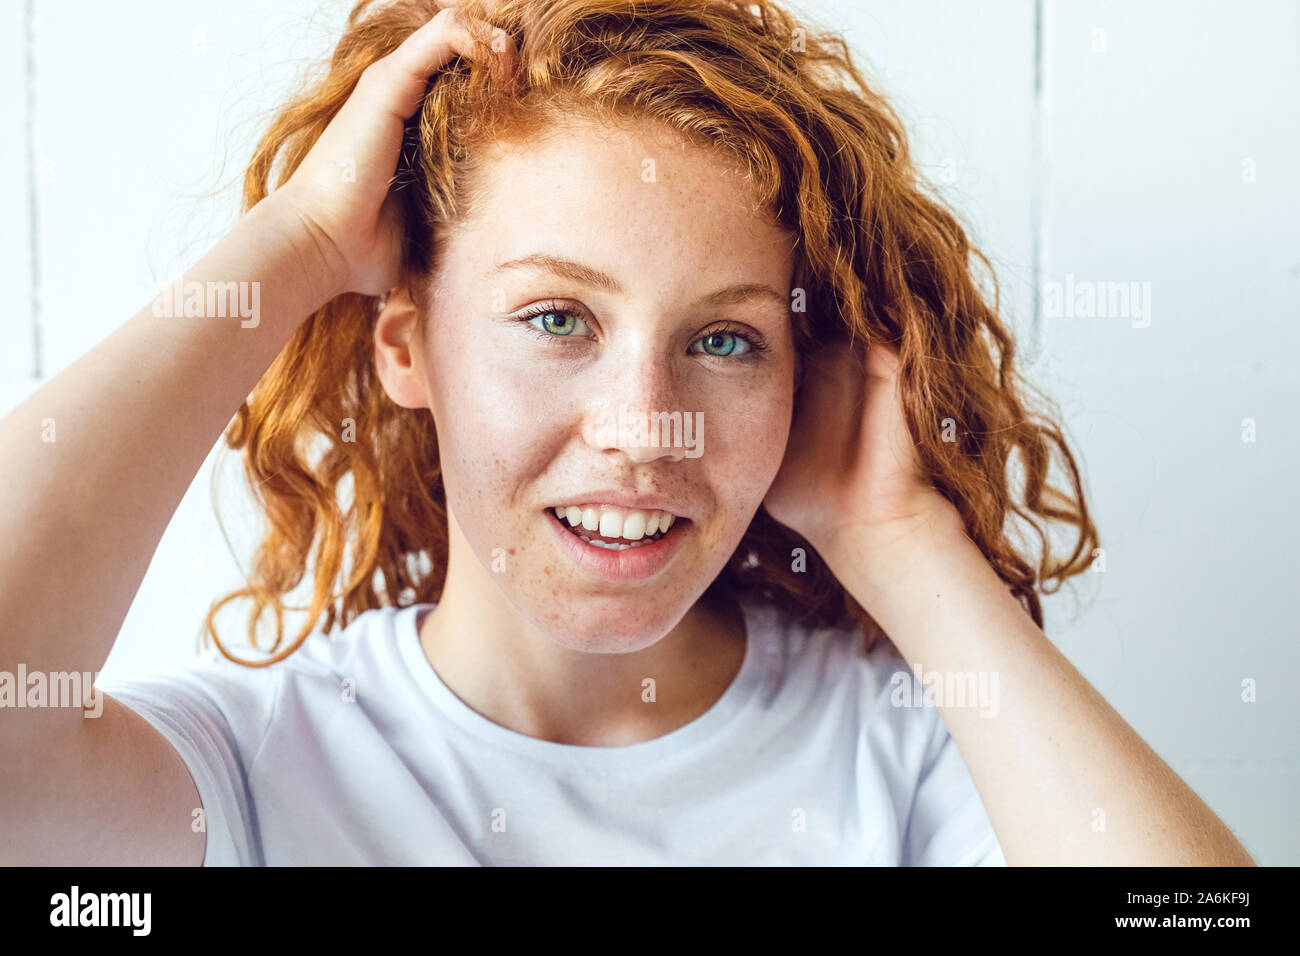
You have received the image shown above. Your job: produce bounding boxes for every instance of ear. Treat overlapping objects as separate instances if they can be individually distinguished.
[374,281,429,410]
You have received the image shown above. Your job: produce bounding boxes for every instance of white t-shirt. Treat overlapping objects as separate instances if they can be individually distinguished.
[99,596,1007,866]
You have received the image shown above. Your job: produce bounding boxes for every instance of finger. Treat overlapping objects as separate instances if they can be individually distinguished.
[309,8,518,184]
[365,7,519,119]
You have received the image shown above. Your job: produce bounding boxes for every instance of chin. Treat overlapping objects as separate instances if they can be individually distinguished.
[528,595,692,655]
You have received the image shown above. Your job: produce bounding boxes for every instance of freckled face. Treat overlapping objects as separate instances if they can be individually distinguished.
[419,113,797,652]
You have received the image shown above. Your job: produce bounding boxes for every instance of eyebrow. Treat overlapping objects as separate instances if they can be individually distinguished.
[490,253,788,310]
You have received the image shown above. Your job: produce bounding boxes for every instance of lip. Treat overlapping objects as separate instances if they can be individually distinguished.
[546,491,692,520]
[546,507,690,581]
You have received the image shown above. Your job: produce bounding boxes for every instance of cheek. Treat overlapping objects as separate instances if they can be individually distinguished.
[425,321,557,512]
[712,414,789,545]
[698,368,794,505]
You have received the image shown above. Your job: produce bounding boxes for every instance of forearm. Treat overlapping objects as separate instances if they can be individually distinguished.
[818,511,1256,866]
[0,197,342,706]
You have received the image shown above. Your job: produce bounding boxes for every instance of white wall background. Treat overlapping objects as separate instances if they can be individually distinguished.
[3,0,1296,863]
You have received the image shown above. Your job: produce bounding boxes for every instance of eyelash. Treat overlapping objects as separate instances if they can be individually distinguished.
[514,302,769,358]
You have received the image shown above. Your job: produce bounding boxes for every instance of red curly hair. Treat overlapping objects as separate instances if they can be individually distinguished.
[204,0,1099,665]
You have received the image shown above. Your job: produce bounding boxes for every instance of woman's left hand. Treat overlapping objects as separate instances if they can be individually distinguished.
[763,337,964,556]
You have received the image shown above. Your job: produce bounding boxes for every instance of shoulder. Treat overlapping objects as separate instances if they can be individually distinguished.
[744,599,1003,865]
[98,603,417,742]
[744,596,956,779]
[746,597,920,729]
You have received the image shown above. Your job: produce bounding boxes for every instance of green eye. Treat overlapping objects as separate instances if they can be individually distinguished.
[517,306,765,360]
[523,309,589,337]
[692,330,750,357]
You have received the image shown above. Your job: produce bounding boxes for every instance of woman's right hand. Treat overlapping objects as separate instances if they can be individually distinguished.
[0,0,517,869]
[272,2,518,298]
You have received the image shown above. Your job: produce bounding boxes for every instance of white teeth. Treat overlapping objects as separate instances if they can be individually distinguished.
[578,534,654,551]
[598,508,623,538]
[621,510,646,540]
[552,503,678,537]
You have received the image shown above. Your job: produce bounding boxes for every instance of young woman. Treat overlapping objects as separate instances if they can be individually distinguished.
[0,0,1255,865]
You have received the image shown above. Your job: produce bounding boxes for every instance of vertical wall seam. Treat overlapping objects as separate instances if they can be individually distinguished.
[1030,0,1046,361]
[24,0,41,379]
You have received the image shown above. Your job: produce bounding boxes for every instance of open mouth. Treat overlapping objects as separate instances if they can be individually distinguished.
[548,506,685,552]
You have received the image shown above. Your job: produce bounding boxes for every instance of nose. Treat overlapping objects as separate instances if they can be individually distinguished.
[580,349,691,464]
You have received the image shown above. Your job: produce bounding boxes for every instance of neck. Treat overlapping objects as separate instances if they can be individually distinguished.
[418,517,746,747]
